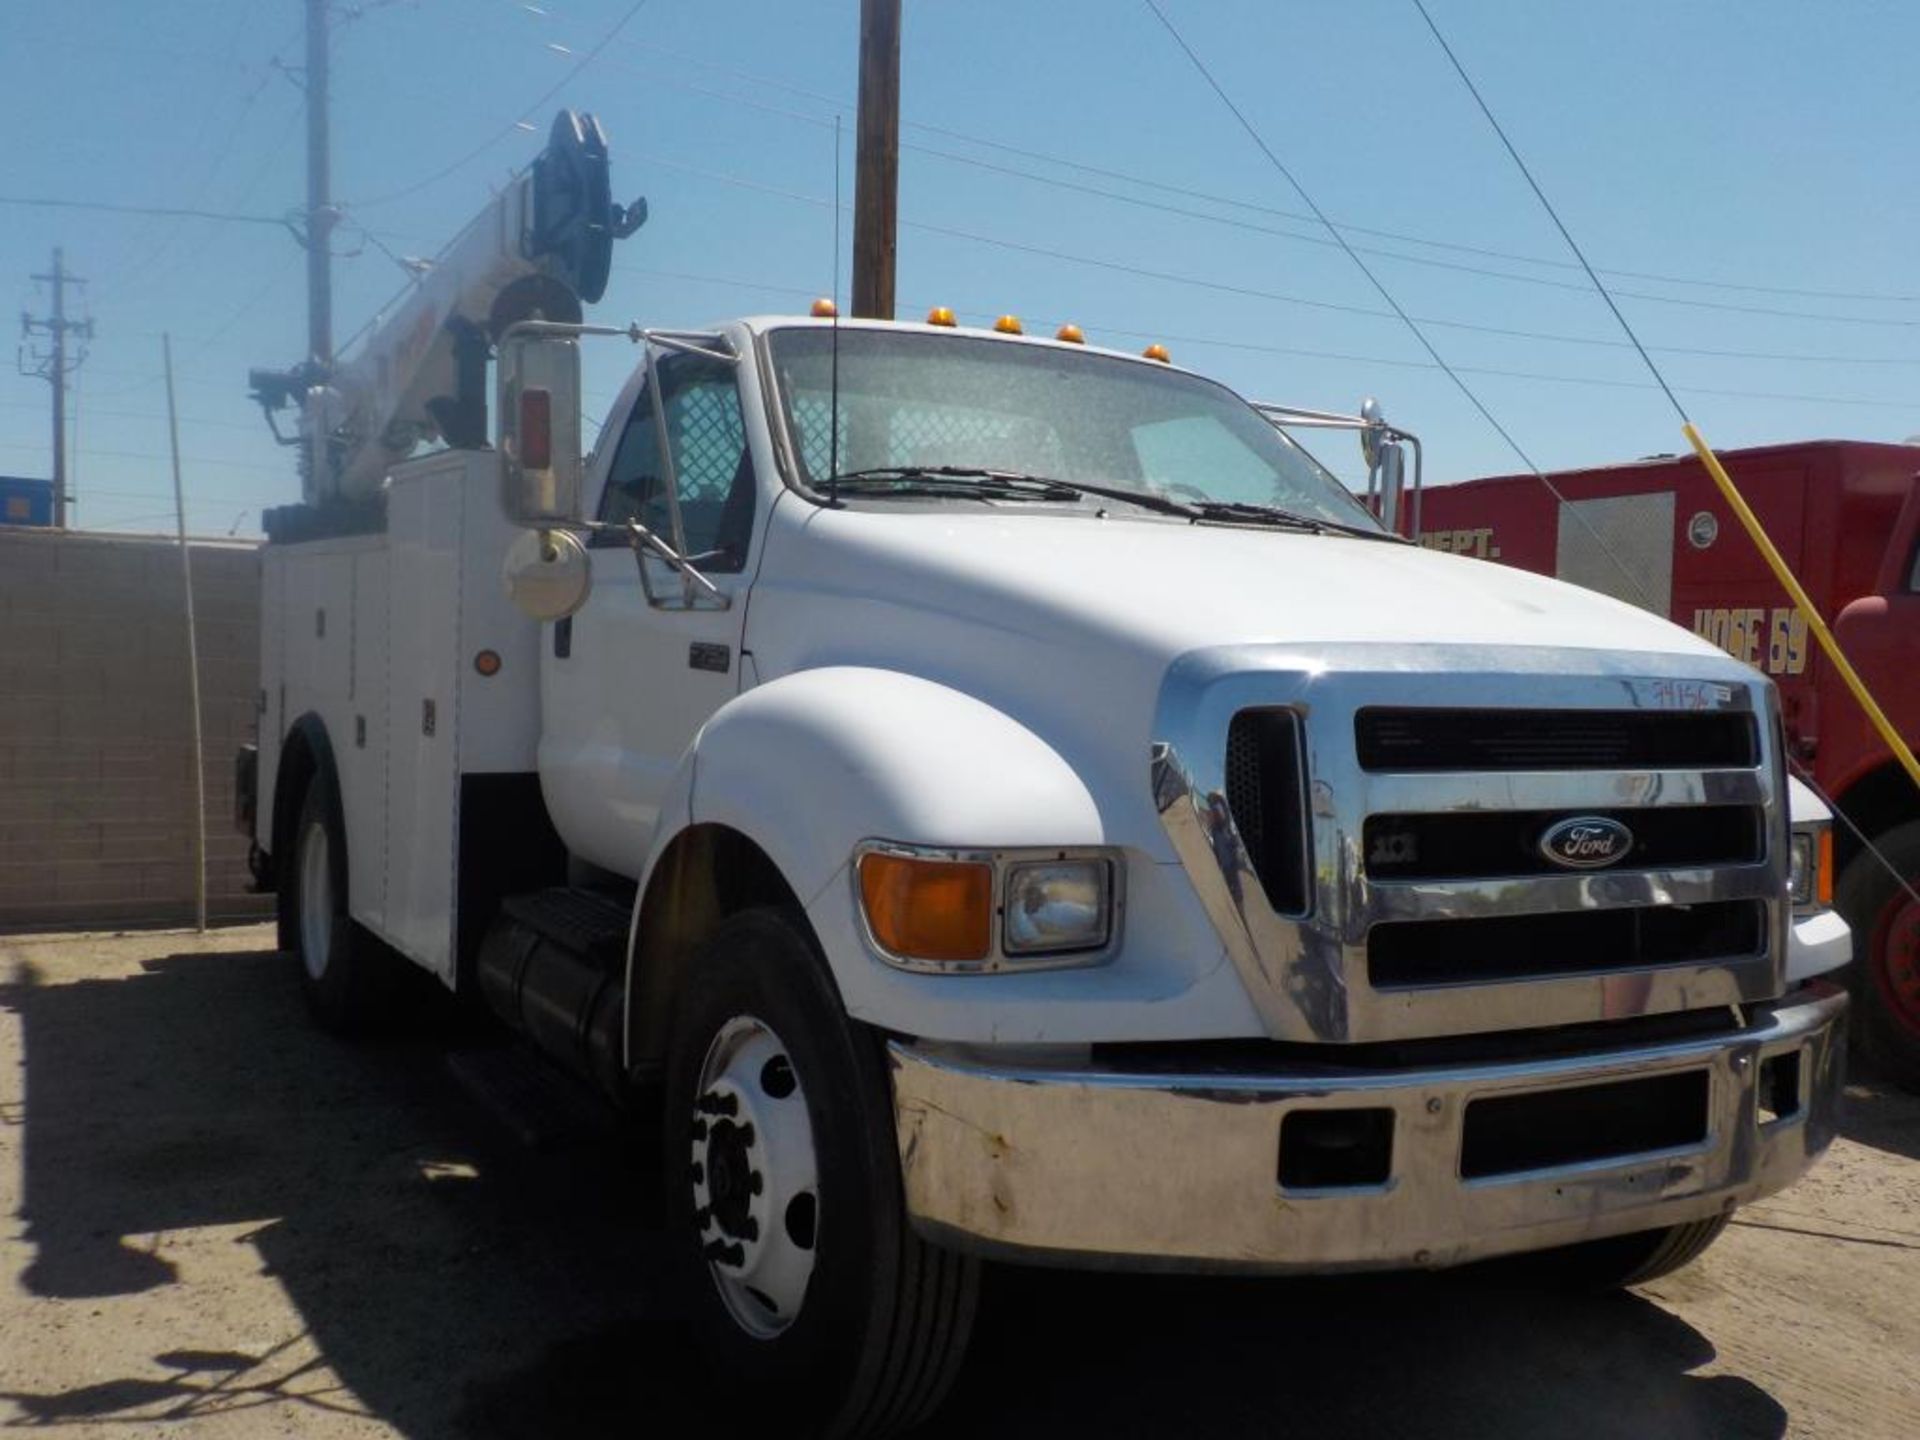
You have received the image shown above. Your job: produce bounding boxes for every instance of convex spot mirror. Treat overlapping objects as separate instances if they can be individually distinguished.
[499,333,584,526]
[503,527,592,621]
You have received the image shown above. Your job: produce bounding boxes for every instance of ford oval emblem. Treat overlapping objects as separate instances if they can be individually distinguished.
[1539,816,1635,870]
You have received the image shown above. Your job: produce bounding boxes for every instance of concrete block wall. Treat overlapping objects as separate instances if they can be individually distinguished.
[0,527,272,930]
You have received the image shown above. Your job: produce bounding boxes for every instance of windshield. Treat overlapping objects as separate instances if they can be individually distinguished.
[765,326,1380,530]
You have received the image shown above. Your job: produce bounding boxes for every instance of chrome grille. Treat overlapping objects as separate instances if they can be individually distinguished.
[1222,709,1309,916]
[1153,648,1786,1046]
[1355,707,1758,772]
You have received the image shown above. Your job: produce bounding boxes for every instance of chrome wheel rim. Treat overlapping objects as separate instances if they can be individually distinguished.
[298,817,332,981]
[690,1014,818,1339]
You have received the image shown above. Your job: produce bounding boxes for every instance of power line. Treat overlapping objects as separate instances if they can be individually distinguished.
[0,441,272,472]
[605,267,1918,412]
[594,54,1920,332]
[347,0,654,208]
[0,195,294,229]
[602,35,1920,308]
[1407,0,1687,427]
[1140,0,1668,608]
[629,149,1920,382]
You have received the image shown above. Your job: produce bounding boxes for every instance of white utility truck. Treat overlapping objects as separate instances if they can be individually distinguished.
[241,114,1851,1435]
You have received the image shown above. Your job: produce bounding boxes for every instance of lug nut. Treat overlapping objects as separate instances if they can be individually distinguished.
[748,1171,764,1196]
[703,1239,745,1266]
[689,1119,708,1142]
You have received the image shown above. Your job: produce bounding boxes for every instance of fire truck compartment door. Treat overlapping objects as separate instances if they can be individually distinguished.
[1555,491,1675,616]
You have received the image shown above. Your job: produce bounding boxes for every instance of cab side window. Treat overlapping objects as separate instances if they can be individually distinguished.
[595,354,755,572]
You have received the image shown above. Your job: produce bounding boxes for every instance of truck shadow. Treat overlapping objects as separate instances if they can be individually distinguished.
[1839,1079,1920,1163]
[3,944,1786,1439]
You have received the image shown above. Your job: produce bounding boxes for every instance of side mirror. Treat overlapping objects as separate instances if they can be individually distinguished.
[1359,396,1385,471]
[502,527,593,621]
[498,332,584,526]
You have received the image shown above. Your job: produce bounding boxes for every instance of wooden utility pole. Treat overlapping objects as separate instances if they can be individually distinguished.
[305,0,335,367]
[851,0,901,319]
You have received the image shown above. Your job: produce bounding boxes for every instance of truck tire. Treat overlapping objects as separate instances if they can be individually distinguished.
[1516,1214,1732,1290]
[661,907,980,1438]
[1836,820,1920,1090]
[282,777,383,1034]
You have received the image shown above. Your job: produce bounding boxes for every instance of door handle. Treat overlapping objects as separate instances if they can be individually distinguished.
[554,616,573,658]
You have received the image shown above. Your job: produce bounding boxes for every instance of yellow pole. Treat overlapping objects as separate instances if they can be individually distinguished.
[1682,422,1920,795]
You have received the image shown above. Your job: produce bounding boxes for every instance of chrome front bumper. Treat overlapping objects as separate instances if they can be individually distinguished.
[889,984,1846,1274]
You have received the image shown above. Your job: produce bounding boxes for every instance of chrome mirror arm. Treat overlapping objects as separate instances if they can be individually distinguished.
[618,517,728,608]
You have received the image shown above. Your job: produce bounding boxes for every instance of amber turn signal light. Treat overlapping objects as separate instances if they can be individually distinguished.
[1817,827,1834,907]
[859,852,993,962]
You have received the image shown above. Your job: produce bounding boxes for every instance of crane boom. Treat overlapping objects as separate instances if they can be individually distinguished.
[250,111,642,507]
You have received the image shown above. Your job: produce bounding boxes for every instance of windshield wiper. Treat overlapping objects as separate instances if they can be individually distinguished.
[825,466,1082,503]
[826,466,1206,520]
[1188,499,1403,542]
[822,467,1393,539]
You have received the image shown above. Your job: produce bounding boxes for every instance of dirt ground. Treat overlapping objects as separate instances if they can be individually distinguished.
[2,926,1916,1439]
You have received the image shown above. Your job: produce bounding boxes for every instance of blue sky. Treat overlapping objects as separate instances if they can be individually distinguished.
[4,0,1917,535]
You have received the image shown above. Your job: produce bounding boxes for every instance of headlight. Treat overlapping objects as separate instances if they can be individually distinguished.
[1004,859,1112,955]
[854,843,1120,972]
[1788,823,1833,911]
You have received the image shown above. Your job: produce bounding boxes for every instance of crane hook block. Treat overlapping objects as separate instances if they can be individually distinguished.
[529,110,628,306]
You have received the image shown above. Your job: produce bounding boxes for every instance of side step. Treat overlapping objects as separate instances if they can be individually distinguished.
[446,1045,619,1151]
[476,887,632,1102]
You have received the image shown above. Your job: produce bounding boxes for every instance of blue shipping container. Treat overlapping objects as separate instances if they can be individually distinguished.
[0,476,54,527]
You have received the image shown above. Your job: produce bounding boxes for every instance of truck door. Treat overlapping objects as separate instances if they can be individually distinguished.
[540,350,760,876]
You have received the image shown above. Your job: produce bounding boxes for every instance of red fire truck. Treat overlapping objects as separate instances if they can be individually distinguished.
[1418,440,1920,1085]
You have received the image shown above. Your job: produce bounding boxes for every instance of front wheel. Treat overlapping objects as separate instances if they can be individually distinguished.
[1836,820,1920,1090]
[661,908,979,1438]
[1512,1214,1732,1290]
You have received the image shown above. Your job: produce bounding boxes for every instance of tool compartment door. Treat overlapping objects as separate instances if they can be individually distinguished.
[382,454,464,981]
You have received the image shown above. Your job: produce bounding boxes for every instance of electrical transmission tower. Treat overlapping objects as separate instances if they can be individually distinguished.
[18,247,93,528]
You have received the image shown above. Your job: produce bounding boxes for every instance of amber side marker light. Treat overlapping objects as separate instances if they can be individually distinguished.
[473,649,502,677]
[1142,343,1171,363]
[858,852,993,963]
[926,306,958,327]
[811,297,839,318]
[1818,827,1834,907]
[993,314,1024,335]
[1055,323,1085,344]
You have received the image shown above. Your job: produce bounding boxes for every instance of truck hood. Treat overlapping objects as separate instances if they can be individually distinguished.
[746,502,1746,863]
[761,503,1726,663]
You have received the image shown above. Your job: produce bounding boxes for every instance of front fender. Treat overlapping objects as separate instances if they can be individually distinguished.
[689,666,1103,903]
[643,666,1262,1045]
